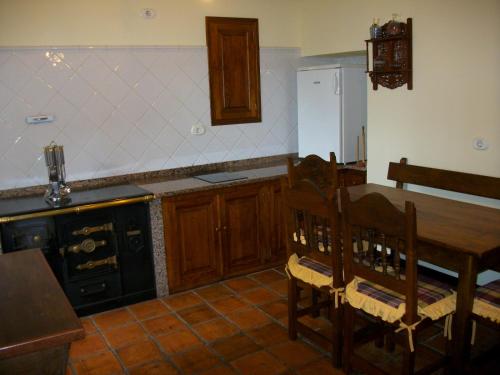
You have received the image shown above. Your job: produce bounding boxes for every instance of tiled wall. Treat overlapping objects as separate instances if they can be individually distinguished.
[0,47,300,190]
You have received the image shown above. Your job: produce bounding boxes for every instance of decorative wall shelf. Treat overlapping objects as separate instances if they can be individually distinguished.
[365,18,412,90]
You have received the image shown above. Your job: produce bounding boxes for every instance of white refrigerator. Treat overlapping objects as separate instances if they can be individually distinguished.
[297,65,367,163]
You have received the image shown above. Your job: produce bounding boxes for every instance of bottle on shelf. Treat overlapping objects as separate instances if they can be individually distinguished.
[387,13,402,35]
[369,18,382,39]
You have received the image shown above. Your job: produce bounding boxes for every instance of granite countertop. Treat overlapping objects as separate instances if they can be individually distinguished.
[139,165,288,198]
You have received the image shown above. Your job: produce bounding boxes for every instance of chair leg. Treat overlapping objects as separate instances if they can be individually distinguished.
[311,288,320,317]
[331,302,343,368]
[288,277,298,340]
[343,304,355,374]
[385,331,396,352]
[401,330,416,375]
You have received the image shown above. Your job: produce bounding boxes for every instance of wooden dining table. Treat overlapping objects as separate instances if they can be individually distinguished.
[346,183,500,373]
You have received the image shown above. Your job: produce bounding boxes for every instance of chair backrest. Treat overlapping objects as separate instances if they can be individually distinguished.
[282,179,342,287]
[287,152,338,191]
[340,187,418,324]
[388,157,500,199]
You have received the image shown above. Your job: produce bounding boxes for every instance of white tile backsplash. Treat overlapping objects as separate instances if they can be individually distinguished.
[0,46,300,190]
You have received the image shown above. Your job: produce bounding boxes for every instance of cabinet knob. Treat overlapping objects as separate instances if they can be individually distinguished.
[223,226,227,231]
[215,227,220,232]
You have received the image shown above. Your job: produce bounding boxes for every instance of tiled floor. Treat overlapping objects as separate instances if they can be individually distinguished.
[67,268,499,375]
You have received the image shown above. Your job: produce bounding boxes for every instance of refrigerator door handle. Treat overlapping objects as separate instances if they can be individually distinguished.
[333,70,341,95]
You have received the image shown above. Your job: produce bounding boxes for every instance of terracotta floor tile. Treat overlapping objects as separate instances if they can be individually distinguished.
[129,360,179,375]
[226,306,271,330]
[198,365,238,375]
[93,308,135,330]
[193,317,239,342]
[117,339,163,368]
[156,329,202,354]
[103,322,147,348]
[177,303,219,325]
[298,315,332,331]
[73,350,122,375]
[251,269,286,284]
[258,299,288,320]
[211,334,261,361]
[128,299,169,320]
[81,318,96,335]
[245,322,289,347]
[268,341,322,368]
[70,333,108,360]
[196,284,234,301]
[209,296,249,315]
[224,277,260,292]
[241,286,281,305]
[142,314,186,336]
[171,346,221,373]
[267,279,288,296]
[163,291,203,311]
[230,350,288,375]
[296,358,344,375]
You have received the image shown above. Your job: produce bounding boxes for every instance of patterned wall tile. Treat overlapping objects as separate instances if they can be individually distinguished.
[0,46,300,190]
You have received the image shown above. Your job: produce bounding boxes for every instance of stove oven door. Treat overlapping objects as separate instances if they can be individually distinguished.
[56,210,122,308]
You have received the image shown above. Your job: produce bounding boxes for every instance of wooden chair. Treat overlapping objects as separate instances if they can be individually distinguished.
[286,152,338,191]
[340,188,457,375]
[388,157,500,199]
[282,178,343,366]
[286,152,339,320]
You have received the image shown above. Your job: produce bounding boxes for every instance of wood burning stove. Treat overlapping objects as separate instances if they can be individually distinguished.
[0,185,156,316]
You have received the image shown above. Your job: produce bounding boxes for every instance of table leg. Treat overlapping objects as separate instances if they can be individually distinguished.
[451,255,478,374]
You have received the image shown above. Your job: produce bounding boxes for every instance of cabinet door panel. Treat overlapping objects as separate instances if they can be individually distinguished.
[206,17,261,125]
[222,185,262,275]
[163,193,222,292]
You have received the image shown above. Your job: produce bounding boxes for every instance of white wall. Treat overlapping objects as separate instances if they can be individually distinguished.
[300,0,500,203]
[0,0,301,47]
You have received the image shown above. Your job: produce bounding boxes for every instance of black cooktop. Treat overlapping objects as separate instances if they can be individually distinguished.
[194,172,248,184]
[0,185,153,218]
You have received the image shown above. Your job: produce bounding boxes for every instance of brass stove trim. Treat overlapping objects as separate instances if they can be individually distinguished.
[0,194,155,224]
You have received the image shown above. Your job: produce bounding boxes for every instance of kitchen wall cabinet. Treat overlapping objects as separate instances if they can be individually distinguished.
[206,17,261,125]
[162,180,284,293]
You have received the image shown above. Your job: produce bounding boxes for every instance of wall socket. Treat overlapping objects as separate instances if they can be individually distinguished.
[473,137,488,151]
[191,124,205,135]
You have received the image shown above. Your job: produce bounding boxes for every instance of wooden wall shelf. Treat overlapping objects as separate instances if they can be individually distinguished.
[365,18,413,90]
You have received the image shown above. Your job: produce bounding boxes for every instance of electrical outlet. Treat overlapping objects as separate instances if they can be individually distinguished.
[473,138,488,151]
[191,124,205,135]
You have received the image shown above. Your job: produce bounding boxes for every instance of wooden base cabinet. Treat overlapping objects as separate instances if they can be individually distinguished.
[162,180,286,293]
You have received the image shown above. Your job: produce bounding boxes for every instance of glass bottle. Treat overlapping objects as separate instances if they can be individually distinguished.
[387,13,402,35]
[369,18,382,39]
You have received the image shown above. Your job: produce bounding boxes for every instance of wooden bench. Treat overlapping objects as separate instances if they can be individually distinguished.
[387,157,500,200]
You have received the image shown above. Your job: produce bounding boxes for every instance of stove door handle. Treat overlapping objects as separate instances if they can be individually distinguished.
[66,239,107,254]
[76,255,118,271]
[72,223,113,236]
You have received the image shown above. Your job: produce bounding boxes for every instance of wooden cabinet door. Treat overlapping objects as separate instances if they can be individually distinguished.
[206,17,261,125]
[163,192,222,292]
[220,184,263,276]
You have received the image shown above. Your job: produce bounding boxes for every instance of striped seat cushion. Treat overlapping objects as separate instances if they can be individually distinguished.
[473,279,500,323]
[286,253,334,290]
[357,274,454,309]
[297,256,333,277]
[346,273,456,323]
